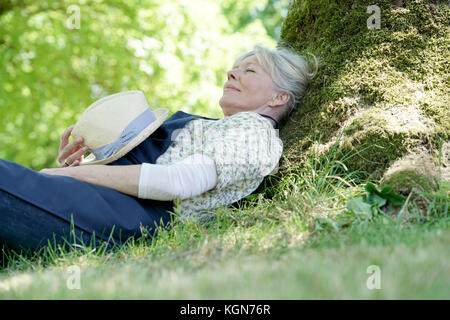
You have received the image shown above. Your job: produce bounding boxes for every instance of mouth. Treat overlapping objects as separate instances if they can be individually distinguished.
[224,86,240,92]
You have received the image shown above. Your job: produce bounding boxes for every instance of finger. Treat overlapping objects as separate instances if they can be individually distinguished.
[64,146,88,166]
[70,160,80,167]
[60,148,83,167]
[77,153,85,164]
[58,138,84,165]
[59,125,75,152]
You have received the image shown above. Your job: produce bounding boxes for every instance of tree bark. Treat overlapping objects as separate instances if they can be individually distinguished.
[278,0,449,196]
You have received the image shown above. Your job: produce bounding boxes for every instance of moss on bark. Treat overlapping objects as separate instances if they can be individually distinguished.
[278,0,449,193]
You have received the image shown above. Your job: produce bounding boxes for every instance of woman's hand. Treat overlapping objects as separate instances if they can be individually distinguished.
[58,125,88,167]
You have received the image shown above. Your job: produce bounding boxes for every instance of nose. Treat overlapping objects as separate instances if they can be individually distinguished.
[227,69,238,80]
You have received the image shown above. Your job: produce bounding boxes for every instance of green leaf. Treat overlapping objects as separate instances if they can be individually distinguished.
[365,183,406,207]
[347,196,372,217]
[379,185,407,206]
[365,182,379,194]
[366,193,387,208]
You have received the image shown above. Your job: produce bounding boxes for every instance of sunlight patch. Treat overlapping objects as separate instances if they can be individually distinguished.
[0,274,33,292]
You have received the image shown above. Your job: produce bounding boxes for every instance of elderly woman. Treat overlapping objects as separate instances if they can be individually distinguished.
[0,44,317,256]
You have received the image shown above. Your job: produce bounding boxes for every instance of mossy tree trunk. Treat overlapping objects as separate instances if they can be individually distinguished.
[278,0,449,195]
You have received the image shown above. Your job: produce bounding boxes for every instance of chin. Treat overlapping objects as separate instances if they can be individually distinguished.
[219,102,237,116]
[219,100,229,116]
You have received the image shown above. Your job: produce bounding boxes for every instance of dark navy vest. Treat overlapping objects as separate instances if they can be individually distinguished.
[0,111,218,244]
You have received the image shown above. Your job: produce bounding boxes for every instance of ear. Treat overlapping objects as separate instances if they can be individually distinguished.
[269,92,290,108]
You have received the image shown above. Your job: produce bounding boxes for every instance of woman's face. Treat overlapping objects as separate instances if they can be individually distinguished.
[219,55,278,116]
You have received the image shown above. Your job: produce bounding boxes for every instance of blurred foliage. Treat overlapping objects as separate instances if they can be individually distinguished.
[0,0,290,169]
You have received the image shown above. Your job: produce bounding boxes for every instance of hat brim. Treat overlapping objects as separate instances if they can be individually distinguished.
[78,108,169,166]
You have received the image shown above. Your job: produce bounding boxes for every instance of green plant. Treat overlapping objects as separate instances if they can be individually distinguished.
[346,182,406,219]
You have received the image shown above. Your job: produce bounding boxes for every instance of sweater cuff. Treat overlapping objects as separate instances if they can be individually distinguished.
[138,153,217,201]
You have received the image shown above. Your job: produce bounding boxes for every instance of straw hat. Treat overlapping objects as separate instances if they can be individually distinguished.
[70,90,169,165]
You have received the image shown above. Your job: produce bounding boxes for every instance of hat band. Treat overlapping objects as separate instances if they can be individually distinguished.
[90,108,157,160]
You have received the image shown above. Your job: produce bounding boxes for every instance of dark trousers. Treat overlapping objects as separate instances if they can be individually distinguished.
[0,189,121,265]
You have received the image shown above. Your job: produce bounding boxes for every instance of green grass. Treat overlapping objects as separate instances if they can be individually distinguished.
[1,137,448,299]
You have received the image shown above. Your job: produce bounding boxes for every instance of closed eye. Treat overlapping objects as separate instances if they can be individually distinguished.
[245,69,255,73]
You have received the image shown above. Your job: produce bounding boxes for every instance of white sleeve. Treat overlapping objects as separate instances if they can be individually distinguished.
[138,153,218,201]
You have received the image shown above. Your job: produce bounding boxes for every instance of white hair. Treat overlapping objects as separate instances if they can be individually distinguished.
[232,42,319,128]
